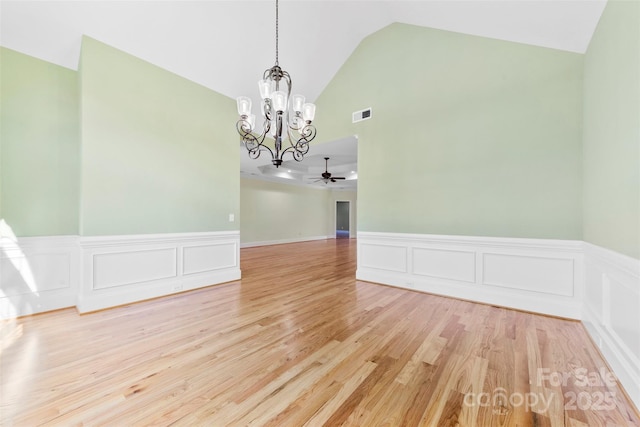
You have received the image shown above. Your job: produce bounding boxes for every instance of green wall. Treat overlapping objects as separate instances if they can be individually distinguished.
[3,10,636,257]
[316,23,584,240]
[1,39,239,238]
[79,37,238,235]
[0,47,80,237]
[583,0,640,260]
[240,178,330,244]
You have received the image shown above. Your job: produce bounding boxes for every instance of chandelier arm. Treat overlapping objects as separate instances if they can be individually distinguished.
[281,123,315,162]
[279,145,305,162]
[236,118,269,144]
[237,118,274,160]
[285,125,304,151]
[246,137,275,160]
[295,125,315,153]
[296,124,316,144]
[263,67,275,81]
[282,70,291,95]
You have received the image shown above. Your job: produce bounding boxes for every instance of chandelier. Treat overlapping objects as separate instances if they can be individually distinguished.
[235,0,317,168]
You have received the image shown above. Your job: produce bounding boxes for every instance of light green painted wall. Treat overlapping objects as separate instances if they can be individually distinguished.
[316,23,584,240]
[0,47,80,237]
[583,0,640,260]
[79,37,239,236]
[240,178,330,244]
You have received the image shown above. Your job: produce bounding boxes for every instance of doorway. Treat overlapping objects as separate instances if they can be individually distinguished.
[336,201,350,238]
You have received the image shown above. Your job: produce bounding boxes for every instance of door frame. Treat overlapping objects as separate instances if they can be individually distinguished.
[335,200,351,238]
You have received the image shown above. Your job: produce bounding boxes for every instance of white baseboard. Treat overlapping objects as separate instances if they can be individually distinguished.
[582,242,640,409]
[1,235,79,319]
[240,235,329,248]
[77,231,241,313]
[356,232,584,319]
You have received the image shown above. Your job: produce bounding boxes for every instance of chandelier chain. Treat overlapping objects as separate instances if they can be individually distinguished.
[275,0,279,66]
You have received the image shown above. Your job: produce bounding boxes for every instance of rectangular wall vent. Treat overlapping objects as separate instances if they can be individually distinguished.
[352,107,372,123]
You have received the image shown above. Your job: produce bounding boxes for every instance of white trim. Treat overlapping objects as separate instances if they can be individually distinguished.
[357,231,583,251]
[77,231,241,313]
[1,235,80,319]
[582,242,640,409]
[356,232,584,319]
[240,235,329,248]
[79,231,236,247]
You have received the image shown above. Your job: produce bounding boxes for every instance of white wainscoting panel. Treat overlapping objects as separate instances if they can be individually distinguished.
[1,236,79,319]
[582,242,640,410]
[94,248,178,289]
[183,243,237,275]
[78,231,240,313]
[413,248,476,283]
[482,253,575,297]
[357,232,584,319]
[360,243,408,273]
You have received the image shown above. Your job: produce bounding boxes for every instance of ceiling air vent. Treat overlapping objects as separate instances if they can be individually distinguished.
[352,107,372,123]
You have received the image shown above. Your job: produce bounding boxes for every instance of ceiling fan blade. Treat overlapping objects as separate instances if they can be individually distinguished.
[332,177,346,180]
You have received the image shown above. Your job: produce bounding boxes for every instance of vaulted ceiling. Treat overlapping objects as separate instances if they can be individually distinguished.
[0,0,607,189]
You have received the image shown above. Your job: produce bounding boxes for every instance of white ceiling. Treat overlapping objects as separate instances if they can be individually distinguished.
[240,135,359,189]
[0,0,606,189]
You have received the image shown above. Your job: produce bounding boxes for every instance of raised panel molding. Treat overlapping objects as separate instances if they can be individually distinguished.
[359,243,408,273]
[93,248,178,289]
[0,236,79,319]
[78,231,241,313]
[482,253,575,297]
[357,232,584,319]
[183,243,237,275]
[582,242,640,410]
[1,232,241,318]
[413,247,476,283]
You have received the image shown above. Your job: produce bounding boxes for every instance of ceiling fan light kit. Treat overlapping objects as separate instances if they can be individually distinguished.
[314,157,346,184]
[235,0,317,168]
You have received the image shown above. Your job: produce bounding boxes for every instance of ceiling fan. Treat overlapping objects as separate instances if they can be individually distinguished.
[313,157,346,183]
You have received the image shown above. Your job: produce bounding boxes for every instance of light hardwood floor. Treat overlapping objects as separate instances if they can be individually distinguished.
[2,238,639,426]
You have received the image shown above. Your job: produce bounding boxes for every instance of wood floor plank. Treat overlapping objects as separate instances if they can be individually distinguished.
[1,238,639,426]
